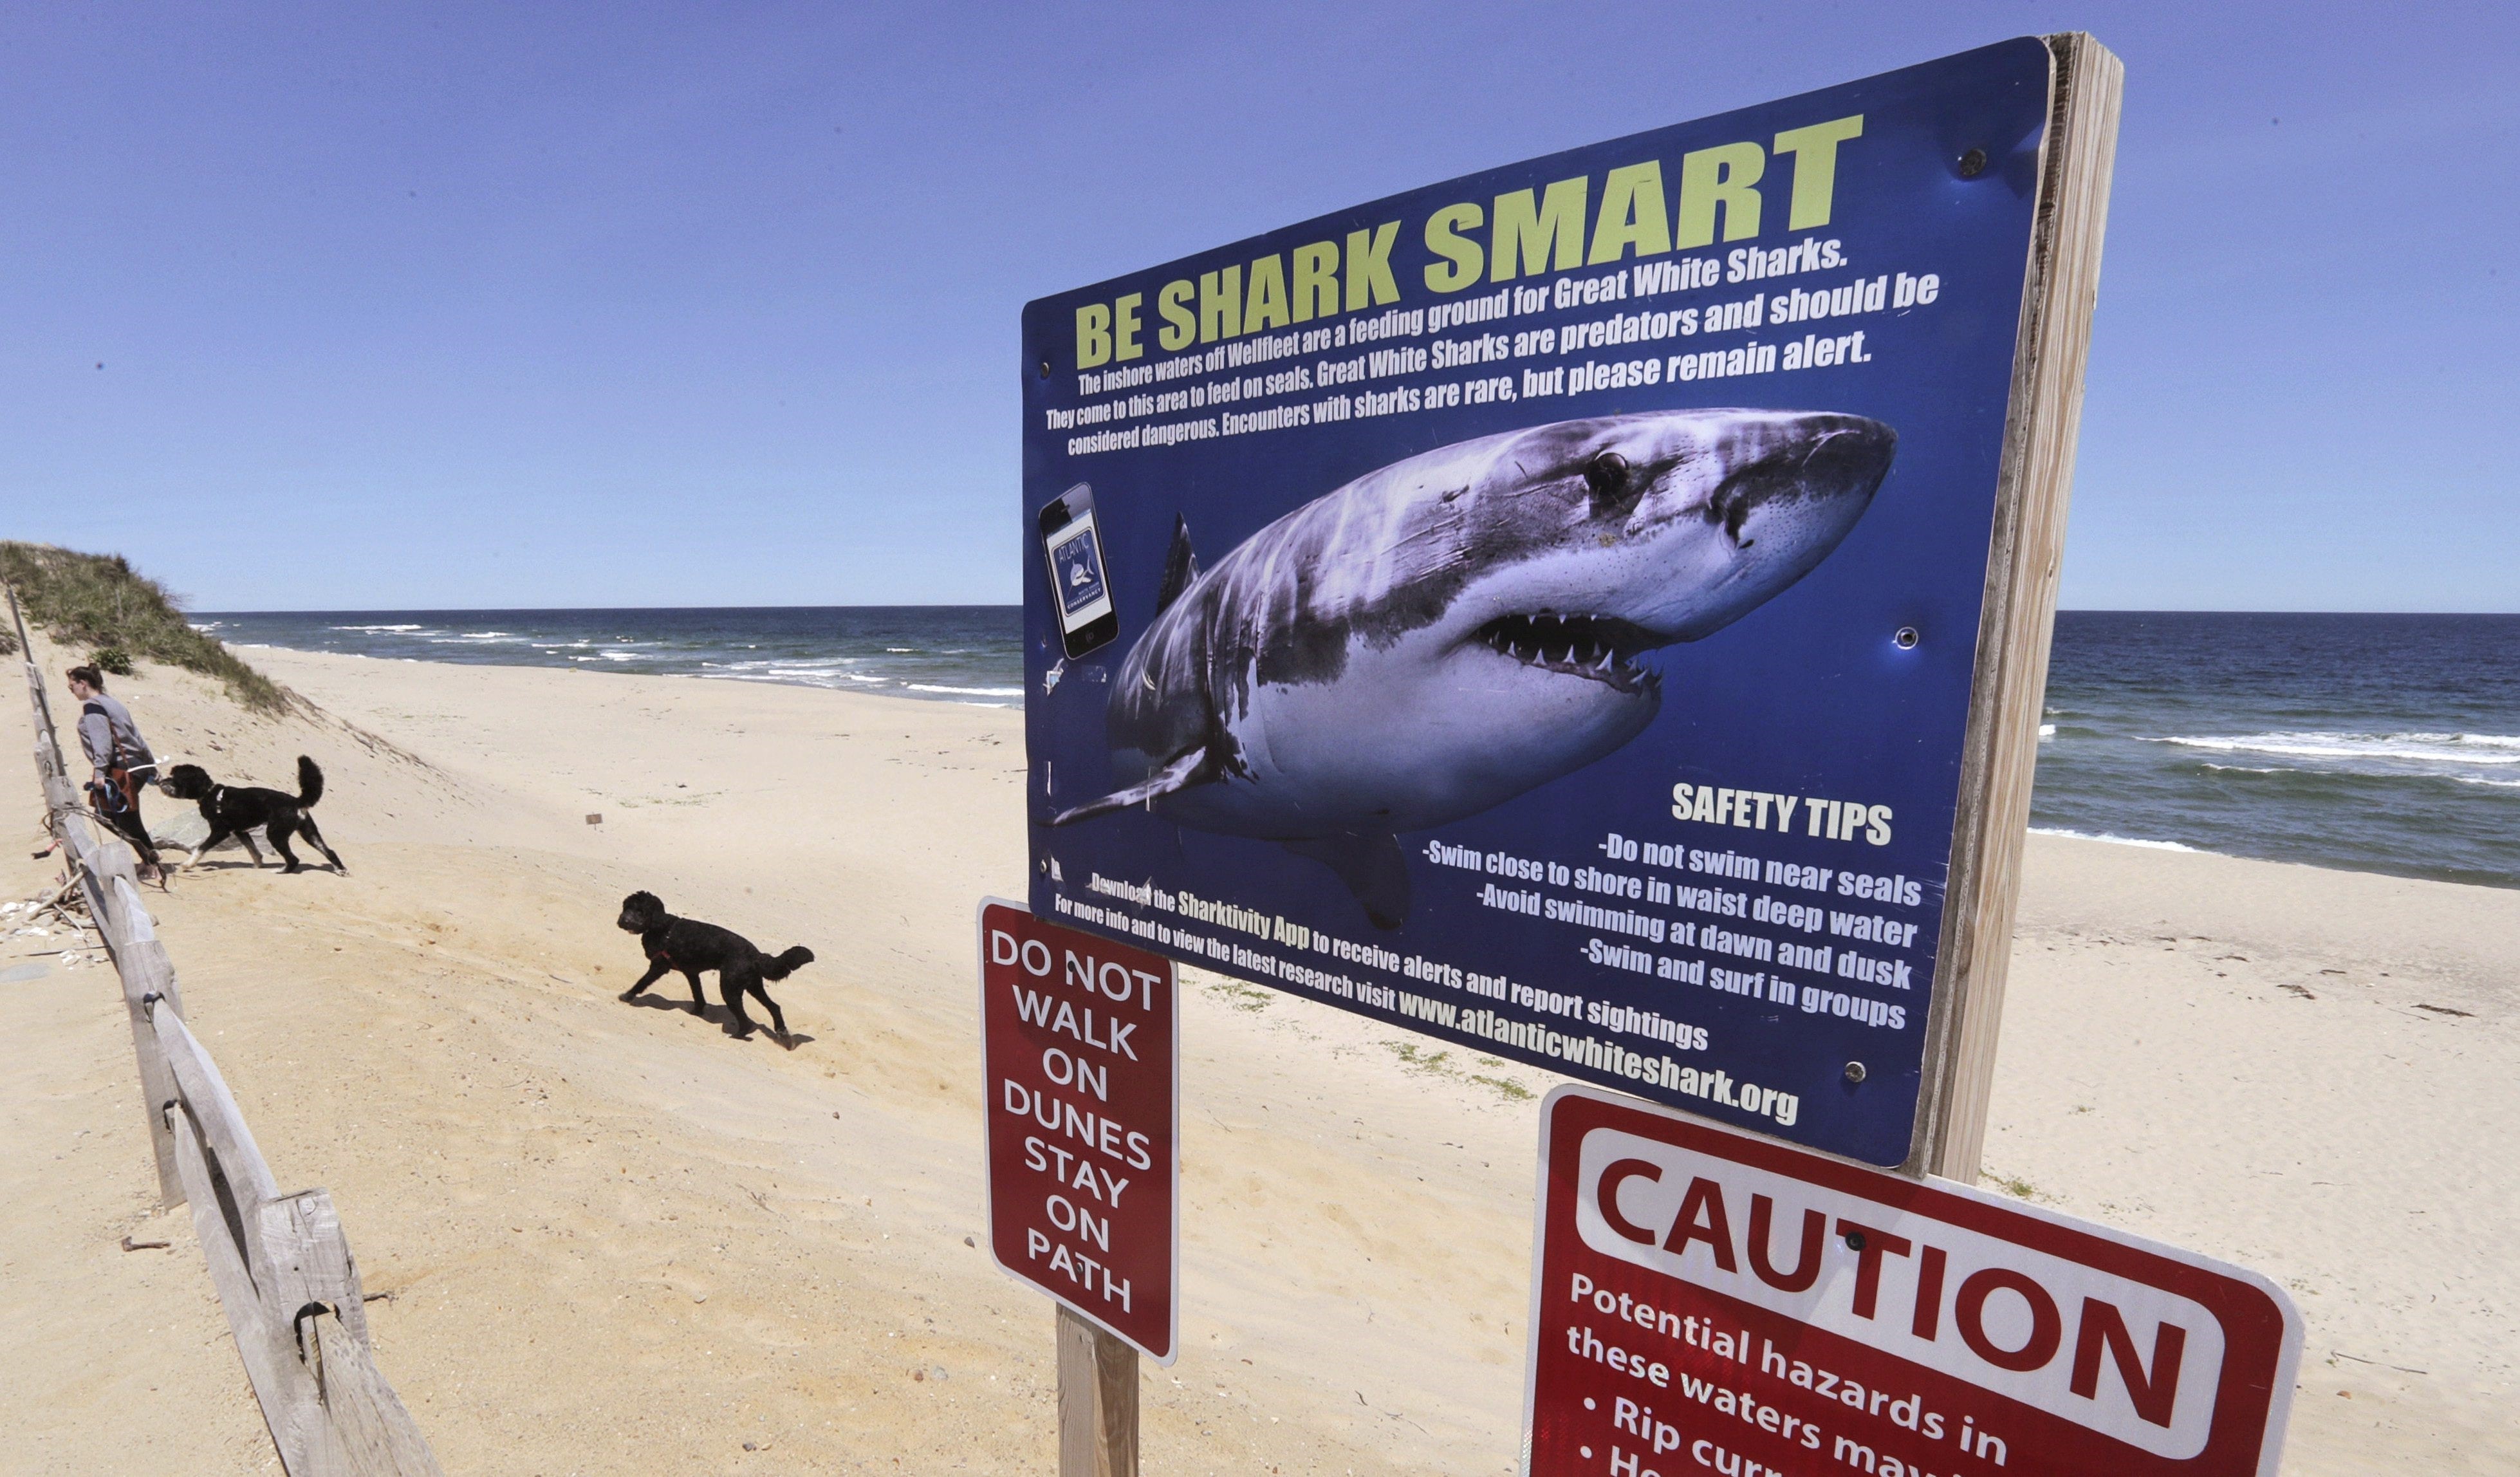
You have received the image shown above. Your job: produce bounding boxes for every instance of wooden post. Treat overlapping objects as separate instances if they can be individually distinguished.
[263,1189,445,1476]
[162,1083,302,1468]
[154,1008,443,1474]
[11,587,82,838]
[1057,1305,1138,1477]
[1912,32,2125,1182]
[90,844,143,940]
[22,687,81,826]
[84,841,192,1205]
[8,586,68,785]
[151,981,444,1476]
[308,1315,445,1477]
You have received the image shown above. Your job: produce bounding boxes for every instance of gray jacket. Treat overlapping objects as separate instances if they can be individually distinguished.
[77,692,156,776]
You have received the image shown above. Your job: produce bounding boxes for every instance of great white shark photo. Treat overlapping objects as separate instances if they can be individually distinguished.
[1049,407,1898,927]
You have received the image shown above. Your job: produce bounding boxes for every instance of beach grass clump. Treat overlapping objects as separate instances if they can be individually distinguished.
[0,542,290,712]
[1382,1039,1537,1101]
[1385,1041,1452,1073]
[1197,973,1275,1012]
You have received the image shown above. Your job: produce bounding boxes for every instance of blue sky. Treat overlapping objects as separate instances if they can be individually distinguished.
[4,3,2512,612]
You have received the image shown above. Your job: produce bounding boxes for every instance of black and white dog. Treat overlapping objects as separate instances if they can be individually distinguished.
[616,891,813,1043]
[158,755,347,874]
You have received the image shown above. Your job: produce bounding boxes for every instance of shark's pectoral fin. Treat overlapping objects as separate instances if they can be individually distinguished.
[1050,748,1218,826]
[1281,831,1411,931]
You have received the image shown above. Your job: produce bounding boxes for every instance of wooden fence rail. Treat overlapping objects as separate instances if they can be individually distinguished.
[11,588,442,1476]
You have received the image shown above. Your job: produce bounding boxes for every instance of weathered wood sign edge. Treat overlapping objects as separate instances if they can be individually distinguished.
[1909,30,2125,1180]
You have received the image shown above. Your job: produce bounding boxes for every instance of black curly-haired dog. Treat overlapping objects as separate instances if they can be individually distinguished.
[615,891,812,1043]
[158,756,347,875]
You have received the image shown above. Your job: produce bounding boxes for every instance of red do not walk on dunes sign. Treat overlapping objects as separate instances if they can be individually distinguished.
[977,899,1179,1364]
[1524,1086,2301,1477]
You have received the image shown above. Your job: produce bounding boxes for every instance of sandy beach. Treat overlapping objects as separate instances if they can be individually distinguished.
[3,638,2513,1475]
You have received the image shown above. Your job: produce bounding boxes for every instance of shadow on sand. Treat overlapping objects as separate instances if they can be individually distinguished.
[618,990,813,1050]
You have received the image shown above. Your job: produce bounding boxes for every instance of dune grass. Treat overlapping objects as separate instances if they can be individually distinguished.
[0,543,290,712]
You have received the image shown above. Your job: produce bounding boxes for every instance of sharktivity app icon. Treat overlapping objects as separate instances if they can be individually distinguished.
[1021,39,2058,1166]
[1050,523,1107,618]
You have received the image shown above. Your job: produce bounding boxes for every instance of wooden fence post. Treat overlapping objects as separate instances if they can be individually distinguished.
[1057,1305,1138,1477]
[84,840,191,1205]
[152,1001,450,1476]
[263,1189,444,1476]
[160,1079,302,1468]
[306,1315,443,1477]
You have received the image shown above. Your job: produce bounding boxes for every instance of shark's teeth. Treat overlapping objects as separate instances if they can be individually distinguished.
[1476,611,1664,692]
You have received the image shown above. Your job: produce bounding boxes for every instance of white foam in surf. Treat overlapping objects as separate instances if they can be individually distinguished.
[697,669,884,685]
[2149,731,2520,767]
[702,658,865,674]
[2030,827,2200,852]
[693,670,1014,705]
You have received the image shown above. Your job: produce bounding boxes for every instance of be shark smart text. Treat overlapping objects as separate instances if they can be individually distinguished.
[1070,115,1867,369]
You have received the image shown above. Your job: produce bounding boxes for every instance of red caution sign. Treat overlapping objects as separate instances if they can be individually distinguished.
[1524,1088,2299,1477]
[979,899,1178,1362]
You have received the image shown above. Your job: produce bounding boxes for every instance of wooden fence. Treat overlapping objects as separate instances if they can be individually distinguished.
[14,591,442,1476]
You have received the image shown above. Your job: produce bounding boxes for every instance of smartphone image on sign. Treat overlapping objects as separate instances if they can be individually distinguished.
[1039,483,1119,659]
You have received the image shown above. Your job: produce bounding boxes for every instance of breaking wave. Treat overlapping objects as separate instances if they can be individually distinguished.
[2029,828,2199,853]
[2149,731,2520,768]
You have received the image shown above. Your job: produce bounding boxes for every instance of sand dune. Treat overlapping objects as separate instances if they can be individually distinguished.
[1,640,2512,1474]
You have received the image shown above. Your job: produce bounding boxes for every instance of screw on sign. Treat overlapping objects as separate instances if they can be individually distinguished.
[979,900,1178,1363]
[1523,1088,2301,1477]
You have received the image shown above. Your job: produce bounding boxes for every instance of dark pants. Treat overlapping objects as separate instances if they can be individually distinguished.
[89,766,162,872]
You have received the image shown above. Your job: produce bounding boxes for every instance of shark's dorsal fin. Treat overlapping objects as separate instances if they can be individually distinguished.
[1049,747,1216,826]
[1155,515,1200,615]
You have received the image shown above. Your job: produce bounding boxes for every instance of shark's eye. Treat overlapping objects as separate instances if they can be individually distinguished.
[1583,451,1631,507]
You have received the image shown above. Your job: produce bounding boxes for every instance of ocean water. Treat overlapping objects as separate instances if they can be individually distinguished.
[2034,612,2520,889]
[194,606,1024,705]
[194,606,2520,889]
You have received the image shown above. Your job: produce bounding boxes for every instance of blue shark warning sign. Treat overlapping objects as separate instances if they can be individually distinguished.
[1023,38,2083,1166]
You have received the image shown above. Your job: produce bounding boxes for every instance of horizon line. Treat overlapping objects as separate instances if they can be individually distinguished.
[187,603,2520,618]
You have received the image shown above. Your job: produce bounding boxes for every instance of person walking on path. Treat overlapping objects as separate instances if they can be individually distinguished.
[66,664,164,882]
